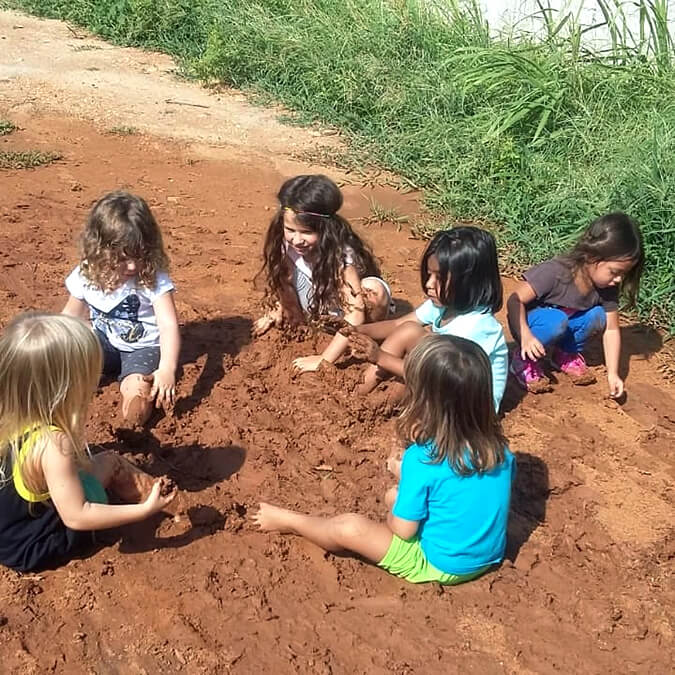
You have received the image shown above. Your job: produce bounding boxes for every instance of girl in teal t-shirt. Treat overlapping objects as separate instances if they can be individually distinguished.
[253,333,515,585]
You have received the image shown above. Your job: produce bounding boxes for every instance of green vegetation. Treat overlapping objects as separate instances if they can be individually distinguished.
[9,0,675,331]
[106,125,139,135]
[0,150,61,169]
[0,120,18,136]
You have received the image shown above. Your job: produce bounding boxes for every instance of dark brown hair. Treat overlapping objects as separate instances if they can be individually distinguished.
[257,175,381,317]
[561,212,644,306]
[397,334,507,475]
[420,226,503,314]
[80,191,169,291]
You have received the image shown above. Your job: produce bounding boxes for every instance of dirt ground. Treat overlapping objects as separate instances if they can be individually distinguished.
[1,9,674,675]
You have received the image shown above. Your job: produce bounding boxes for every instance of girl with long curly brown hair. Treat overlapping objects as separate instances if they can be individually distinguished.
[62,191,180,427]
[254,174,393,374]
[254,334,514,585]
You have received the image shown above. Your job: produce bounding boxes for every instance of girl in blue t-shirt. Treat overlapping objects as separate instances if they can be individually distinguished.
[346,226,508,411]
[253,334,515,585]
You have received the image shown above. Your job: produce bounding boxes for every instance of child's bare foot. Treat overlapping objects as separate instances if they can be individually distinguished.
[120,374,153,427]
[108,456,156,503]
[253,502,298,533]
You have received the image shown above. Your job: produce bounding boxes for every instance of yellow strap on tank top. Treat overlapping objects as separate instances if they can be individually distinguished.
[11,425,61,503]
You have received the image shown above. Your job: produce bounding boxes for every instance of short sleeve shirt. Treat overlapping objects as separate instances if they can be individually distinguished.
[415,301,508,411]
[524,258,618,313]
[66,266,174,352]
[393,443,515,575]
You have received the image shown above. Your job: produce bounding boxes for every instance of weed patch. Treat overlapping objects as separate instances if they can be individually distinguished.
[9,0,675,332]
[0,120,18,136]
[0,150,61,169]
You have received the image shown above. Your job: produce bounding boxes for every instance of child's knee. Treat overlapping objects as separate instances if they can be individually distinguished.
[332,513,370,543]
[527,309,569,342]
[587,306,607,334]
[361,278,390,322]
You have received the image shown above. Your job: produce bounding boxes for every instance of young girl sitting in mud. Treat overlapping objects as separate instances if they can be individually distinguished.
[62,191,180,426]
[507,212,644,397]
[346,226,508,411]
[0,313,176,572]
[253,174,393,374]
[255,333,515,585]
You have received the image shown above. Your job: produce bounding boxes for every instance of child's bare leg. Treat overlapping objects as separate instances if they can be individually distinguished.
[384,486,398,510]
[92,451,156,503]
[362,278,390,323]
[359,321,426,395]
[254,503,393,563]
[120,373,154,426]
[89,450,120,489]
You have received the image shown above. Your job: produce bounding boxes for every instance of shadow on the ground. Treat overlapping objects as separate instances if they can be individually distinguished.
[174,315,253,417]
[505,451,549,563]
[585,322,662,380]
[98,434,246,492]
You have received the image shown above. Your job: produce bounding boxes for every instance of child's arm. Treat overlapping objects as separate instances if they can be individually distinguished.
[602,310,623,398]
[62,295,90,321]
[42,437,174,530]
[507,282,546,360]
[386,511,419,540]
[292,265,366,374]
[357,311,420,340]
[152,291,181,407]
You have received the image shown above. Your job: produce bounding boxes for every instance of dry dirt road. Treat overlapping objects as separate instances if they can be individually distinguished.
[1,9,673,675]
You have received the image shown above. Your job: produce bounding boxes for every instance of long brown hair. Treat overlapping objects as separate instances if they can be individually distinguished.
[257,175,381,317]
[397,334,507,475]
[80,191,169,291]
[560,212,644,306]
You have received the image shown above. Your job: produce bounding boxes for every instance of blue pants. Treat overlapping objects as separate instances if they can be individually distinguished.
[527,305,606,354]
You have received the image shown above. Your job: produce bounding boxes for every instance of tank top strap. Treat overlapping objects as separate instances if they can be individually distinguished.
[11,425,61,503]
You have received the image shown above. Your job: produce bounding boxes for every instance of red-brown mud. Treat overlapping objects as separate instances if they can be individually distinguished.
[0,117,673,674]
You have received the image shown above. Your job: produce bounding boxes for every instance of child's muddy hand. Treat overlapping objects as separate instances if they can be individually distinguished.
[292,354,324,374]
[253,314,275,338]
[607,373,624,399]
[521,334,545,361]
[150,368,176,408]
[347,333,380,363]
[144,479,177,515]
[316,315,348,335]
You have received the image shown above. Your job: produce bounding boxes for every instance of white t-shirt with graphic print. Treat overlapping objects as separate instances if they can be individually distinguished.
[65,266,174,352]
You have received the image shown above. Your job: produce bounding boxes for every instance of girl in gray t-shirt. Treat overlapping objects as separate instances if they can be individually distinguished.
[507,212,644,397]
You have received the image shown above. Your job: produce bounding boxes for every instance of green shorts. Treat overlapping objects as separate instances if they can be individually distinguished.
[378,535,490,585]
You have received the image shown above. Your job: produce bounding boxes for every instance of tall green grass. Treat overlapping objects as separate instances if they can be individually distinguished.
[10,0,675,332]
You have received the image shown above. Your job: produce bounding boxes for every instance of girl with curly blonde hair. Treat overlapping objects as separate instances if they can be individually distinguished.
[63,191,180,426]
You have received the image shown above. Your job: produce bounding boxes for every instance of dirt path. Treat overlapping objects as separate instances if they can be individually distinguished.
[1,8,673,675]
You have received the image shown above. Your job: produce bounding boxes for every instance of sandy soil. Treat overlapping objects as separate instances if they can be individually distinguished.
[1,9,673,675]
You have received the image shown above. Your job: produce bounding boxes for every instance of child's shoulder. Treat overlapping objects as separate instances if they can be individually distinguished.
[524,256,570,279]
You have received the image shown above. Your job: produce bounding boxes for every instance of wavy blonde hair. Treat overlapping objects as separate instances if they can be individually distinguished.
[80,191,169,291]
[397,334,507,476]
[0,313,102,495]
